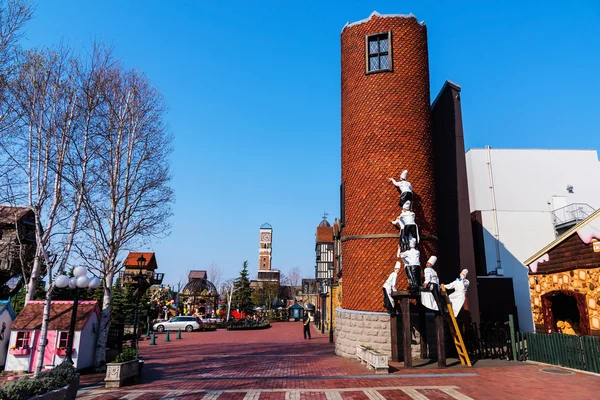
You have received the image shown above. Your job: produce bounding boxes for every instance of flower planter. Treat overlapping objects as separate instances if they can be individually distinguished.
[9,348,31,356]
[105,359,140,388]
[356,345,368,363]
[365,350,389,374]
[54,349,69,357]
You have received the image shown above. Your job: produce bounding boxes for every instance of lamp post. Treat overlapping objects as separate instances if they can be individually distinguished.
[55,267,101,365]
[132,255,147,353]
[328,265,334,343]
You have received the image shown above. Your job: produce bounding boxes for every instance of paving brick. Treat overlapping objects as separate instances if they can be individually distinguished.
[76,322,600,399]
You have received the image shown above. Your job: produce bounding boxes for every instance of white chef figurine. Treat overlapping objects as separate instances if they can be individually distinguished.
[389,170,413,208]
[391,201,420,251]
[442,269,470,317]
[382,261,401,314]
[421,256,444,312]
[399,238,421,292]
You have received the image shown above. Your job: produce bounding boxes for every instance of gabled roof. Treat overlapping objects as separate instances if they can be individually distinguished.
[524,207,600,266]
[11,301,99,331]
[0,206,33,225]
[188,270,207,280]
[123,252,157,270]
[0,300,16,320]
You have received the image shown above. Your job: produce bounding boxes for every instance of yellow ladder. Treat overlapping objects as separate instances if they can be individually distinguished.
[441,287,472,367]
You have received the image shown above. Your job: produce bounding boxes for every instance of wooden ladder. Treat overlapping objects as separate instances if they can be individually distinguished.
[441,287,472,367]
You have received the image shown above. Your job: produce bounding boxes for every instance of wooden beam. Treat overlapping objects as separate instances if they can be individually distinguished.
[419,302,428,359]
[435,313,446,367]
[401,297,412,368]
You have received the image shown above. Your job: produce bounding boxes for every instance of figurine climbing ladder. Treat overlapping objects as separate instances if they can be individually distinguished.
[441,288,472,367]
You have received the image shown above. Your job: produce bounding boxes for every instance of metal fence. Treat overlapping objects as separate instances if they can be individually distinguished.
[515,332,600,373]
[461,321,513,361]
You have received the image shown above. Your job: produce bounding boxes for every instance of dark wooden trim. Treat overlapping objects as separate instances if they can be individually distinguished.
[341,233,438,242]
[529,264,600,275]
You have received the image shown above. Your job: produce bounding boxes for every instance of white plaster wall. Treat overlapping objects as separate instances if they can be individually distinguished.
[466,149,600,332]
[76,313,98,370]
[4,330,34,372]
[0,312,13,366]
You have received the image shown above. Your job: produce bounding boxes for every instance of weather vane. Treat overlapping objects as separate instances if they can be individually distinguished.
[322,211,329,220]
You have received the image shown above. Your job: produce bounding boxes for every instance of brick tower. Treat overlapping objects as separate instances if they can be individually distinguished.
[257,223,280,283]
[336,12,438,357]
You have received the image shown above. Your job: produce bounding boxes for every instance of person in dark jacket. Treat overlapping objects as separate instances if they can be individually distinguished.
[303,313,311,339]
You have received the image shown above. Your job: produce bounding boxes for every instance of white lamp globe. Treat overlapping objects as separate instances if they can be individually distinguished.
[88,277,101,289]
[68,277,78,289]
[55,275,69,289]
[73,266,87,278]
[76,276,90,288]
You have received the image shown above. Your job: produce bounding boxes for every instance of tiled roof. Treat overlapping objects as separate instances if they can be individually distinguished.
[188,270,207,280]
[0,206,32,225]
[11,301,99,331]
[123,252,157,269]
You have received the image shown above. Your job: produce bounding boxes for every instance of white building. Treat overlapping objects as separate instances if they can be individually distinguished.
[466,148,600,331]
[5,301,99,372]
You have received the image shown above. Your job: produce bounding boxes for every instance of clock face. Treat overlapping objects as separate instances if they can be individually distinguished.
[262,233,270,241]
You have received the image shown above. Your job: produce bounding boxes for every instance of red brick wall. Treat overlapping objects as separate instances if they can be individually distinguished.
[341,14,438,311]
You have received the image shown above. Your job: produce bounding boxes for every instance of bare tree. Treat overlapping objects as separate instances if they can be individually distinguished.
[207,262,222,290]
[5,46,80,303]
[77,64,174,369]
[0,0,33,71]
[0,1,34,188]
[221,278,237,321]
[288,266,301,287]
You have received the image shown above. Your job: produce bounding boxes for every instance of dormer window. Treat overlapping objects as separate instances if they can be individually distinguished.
[366,32,392,73]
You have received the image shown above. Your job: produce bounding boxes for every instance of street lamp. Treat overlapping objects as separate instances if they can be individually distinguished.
[328,264,334,344]
[131,255,147,353]
[55,267,101,365]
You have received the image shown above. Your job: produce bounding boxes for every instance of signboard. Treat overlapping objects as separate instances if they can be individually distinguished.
[593,240,600,253]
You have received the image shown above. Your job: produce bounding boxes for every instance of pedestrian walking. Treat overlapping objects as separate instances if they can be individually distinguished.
[303,313,311,339]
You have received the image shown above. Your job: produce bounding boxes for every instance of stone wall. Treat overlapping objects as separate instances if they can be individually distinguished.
[335,308,436,359]
[529,266,600,335]
[325,282,343,331]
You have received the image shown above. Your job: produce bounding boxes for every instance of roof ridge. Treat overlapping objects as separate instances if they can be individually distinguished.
[524,207,600,266]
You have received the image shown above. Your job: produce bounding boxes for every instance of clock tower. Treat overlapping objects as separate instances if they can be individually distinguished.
[259,223,273,270]
[257,223,280,283]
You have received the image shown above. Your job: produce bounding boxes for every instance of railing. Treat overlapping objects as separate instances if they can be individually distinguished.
[461,321,513,360]
[515,332,600,373]
[119,271,164,285]
[552,203,595,227]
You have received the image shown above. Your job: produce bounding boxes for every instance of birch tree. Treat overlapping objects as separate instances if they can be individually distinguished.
[79,65,174,369]
[7,47,79,303]
[0,0,34,202]
[31,45,114,375]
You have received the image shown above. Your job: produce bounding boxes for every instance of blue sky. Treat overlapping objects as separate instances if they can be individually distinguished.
[23,1,600,285]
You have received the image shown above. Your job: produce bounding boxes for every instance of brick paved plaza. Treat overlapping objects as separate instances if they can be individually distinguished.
[77,322,600,399]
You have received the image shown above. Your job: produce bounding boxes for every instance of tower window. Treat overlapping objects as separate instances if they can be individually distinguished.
[366,32,392,73]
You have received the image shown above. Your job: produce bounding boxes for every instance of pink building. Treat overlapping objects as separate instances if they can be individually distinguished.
[4,301,99,372]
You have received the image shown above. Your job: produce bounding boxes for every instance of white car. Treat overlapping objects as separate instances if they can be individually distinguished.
[153,316,201,332]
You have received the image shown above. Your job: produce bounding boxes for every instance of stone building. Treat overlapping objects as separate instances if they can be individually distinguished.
[525,208,600,336]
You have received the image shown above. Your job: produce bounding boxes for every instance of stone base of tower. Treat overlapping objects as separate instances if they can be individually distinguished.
[334,308,438,360]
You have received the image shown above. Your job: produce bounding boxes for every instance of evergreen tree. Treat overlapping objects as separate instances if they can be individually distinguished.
[232,261,254,315]
[110,278,129,324]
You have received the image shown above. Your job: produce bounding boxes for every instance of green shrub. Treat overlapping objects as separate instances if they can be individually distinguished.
[114,347,137,363]
[0,362,76,400]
